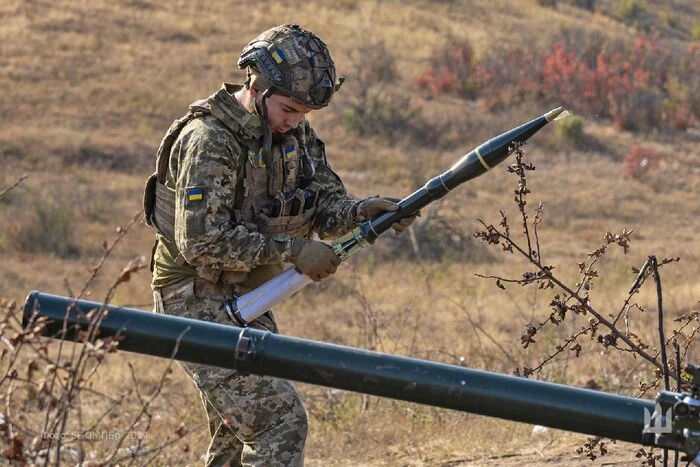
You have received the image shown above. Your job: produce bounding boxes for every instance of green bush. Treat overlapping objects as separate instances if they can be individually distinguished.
[692,23,700,41]
[555,114,585,147]
[660,11,680,29]
[613,0,651,32]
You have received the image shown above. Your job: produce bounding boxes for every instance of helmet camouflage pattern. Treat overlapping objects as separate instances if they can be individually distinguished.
[237,24,343,109]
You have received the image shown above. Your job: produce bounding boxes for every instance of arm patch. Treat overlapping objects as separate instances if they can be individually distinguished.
[187,187,204,202]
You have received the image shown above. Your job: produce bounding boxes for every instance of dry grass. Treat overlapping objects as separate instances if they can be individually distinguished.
[1,0,699,465]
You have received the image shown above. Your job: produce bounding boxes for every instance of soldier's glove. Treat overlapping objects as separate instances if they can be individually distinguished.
[290,238,341,282]
[355,197,420,235]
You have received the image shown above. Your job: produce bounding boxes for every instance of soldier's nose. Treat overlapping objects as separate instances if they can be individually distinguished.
[288,113,303,129]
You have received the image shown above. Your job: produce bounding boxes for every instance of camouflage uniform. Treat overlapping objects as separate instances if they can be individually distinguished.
[150,83,358,466]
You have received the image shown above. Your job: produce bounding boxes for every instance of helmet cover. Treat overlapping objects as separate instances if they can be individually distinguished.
[237,24,341,109]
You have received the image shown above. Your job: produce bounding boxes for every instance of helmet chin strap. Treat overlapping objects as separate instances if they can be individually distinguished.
[255,88,274,164]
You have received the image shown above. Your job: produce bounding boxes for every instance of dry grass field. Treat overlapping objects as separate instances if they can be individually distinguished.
[1,0,699,465]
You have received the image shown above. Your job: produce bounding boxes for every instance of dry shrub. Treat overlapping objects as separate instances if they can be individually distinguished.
[60,143,151,174]
[373,212,494,264]
[4,194,80,258]
[0,299,184,466]
[339,36,423,144]
[341,92,421,143]
[610,87,664,132]
[565,0,596,11]
[474,144,691,392]
[0,219,188,465]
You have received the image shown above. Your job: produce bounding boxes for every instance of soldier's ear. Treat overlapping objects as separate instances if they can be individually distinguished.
[249,87,260,98]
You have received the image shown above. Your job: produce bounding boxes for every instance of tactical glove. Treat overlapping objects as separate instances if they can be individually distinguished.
[290,238,341,282]
[355,197,419,235]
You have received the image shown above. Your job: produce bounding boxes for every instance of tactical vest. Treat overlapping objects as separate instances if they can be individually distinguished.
[144,87,319,283]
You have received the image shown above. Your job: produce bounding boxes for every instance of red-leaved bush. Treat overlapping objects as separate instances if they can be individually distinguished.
[414,37,480,99]
[417,33,699,132]
[623,144,662,179]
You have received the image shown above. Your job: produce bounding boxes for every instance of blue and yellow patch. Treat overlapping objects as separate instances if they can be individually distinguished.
[187,188,203,202]
[284,145,297,159]
[248,148,266,168]
[270,47,286,64]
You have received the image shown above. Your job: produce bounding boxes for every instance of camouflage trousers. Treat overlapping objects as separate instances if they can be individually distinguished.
[153,277,307,466]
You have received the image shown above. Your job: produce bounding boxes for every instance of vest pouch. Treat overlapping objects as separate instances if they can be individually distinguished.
[153,182,177,242]
[144,172,178,243]
[220,270,249,285]
[143,172,158,227]
[301,182,320,213]
[289,189,305,216]
[256,206,315,235]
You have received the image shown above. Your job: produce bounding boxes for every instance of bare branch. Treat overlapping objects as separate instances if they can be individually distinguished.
[0,174,28,199]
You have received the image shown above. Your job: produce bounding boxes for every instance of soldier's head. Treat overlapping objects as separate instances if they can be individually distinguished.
[238,24,343,134]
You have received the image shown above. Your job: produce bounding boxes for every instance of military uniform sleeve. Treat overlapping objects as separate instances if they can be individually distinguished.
[304,123,359,239]
[171,118,293,270]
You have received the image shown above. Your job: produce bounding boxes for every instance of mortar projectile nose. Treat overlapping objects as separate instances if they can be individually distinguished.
[544,107,566,122]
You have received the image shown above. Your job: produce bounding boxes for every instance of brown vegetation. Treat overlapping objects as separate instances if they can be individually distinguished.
[1,0,699,465]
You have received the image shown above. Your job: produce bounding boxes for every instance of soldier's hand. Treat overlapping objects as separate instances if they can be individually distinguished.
[355,197,419,235]
[290,238,341,282]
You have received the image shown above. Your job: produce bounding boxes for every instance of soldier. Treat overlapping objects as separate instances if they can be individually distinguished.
[144,24,417,466]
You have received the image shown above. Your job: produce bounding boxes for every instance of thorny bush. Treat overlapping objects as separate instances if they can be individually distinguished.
[0,213,191,465]
[473,143,698,462]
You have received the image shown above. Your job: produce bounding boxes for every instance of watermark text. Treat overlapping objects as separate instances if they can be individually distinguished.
[41,430,145,441]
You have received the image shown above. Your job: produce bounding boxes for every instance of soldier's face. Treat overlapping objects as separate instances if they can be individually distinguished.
[261,93,312,135]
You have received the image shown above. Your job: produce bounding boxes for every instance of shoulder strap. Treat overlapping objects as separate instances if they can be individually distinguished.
[208,89,263,142]
[154,113,194,183]
[153,98,212,183]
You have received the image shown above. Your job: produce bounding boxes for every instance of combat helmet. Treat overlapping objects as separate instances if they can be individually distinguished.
[238,24,343,109]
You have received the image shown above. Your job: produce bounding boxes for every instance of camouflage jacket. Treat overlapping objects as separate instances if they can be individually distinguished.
[151,83,358,289]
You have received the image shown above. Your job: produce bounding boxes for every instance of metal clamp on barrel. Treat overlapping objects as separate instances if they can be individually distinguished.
[643,365,700,465]
[233,327,255,373]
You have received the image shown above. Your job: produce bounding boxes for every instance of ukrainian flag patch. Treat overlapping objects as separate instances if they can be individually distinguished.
[270,47,286,64]
[187,188,203,202]
[284,145,297,159]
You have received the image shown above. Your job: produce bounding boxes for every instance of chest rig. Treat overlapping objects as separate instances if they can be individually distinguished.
[144,86,319,258]
[240,135,319,238]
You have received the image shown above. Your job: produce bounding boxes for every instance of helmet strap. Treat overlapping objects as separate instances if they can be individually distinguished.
[256,88,274,164]
[244,68,253,89]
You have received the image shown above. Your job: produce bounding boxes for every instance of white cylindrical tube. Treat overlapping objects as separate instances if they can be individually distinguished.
[236,267,313,322]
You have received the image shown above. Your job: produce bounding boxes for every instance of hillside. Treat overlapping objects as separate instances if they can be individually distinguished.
[1,0,699,465]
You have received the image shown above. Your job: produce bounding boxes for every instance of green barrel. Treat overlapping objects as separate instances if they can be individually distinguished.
[23,291,653,444]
